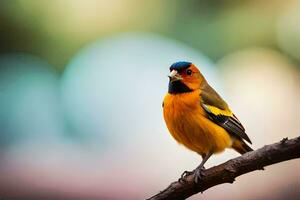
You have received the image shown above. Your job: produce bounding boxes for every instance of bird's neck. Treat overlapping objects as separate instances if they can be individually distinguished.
[168,80,193,94]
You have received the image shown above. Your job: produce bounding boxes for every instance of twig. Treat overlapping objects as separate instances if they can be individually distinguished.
[147,136,300,200]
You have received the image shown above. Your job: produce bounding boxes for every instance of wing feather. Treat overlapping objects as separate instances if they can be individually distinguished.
[200,82,252,144]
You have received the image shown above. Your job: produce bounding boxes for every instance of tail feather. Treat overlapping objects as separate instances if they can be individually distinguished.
[232,139,253,155]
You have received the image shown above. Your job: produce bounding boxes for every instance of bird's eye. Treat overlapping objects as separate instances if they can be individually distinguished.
[186,69,192,76]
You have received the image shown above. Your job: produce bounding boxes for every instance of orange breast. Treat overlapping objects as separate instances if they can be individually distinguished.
[163,90,232,155]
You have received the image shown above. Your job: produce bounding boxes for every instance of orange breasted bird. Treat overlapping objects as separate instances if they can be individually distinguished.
[163,61,253,182]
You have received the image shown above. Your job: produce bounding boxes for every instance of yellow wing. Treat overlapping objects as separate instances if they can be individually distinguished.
[200,82,252,144]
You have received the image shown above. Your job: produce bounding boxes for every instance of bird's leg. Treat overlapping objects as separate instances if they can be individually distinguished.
[194,152,212,183]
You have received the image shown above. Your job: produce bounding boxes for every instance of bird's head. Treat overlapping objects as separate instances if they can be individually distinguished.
[168,61,203,94]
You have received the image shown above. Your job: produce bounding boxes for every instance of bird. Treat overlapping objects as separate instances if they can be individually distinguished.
[163,61,253,183]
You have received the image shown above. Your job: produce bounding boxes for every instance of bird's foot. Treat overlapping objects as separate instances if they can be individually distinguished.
[194,166,205,183]
[178,170,194,183]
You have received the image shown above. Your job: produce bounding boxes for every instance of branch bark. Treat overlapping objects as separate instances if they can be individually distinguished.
[147,136,300,200]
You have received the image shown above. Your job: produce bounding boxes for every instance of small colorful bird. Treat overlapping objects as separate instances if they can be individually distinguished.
[163,61,252,182]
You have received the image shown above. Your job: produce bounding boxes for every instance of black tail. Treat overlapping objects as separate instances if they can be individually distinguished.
[232,140,253,155]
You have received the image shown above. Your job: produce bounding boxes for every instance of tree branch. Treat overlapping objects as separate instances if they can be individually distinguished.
[147,136,300,200]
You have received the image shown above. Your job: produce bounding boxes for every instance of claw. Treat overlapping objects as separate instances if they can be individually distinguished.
[194,166,205,183]
[178,177,186,184]
[179,170,194,183]
[181,170,194,178]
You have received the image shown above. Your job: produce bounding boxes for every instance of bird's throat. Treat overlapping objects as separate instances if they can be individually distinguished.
[168,80,193,94]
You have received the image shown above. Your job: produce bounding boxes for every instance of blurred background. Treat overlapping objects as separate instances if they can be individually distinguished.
[0,0,299,199]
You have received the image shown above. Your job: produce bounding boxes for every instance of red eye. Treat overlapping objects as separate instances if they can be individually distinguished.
[186,69,192,76]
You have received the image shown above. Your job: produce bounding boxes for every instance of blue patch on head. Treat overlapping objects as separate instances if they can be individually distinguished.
[170,61,192,71]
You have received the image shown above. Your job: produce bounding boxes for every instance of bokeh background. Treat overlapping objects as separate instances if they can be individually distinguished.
[0,0,300,199]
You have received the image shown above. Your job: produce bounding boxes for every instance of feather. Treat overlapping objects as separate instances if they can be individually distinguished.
[200,82,252,144]
[170,61,191,72]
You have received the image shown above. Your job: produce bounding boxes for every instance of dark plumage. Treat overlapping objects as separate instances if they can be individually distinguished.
[202,105,252,144]
[170,61,191,72]
[168,79,193,94]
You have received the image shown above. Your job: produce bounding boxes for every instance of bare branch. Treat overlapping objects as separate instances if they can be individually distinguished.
[147,136,300,200]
